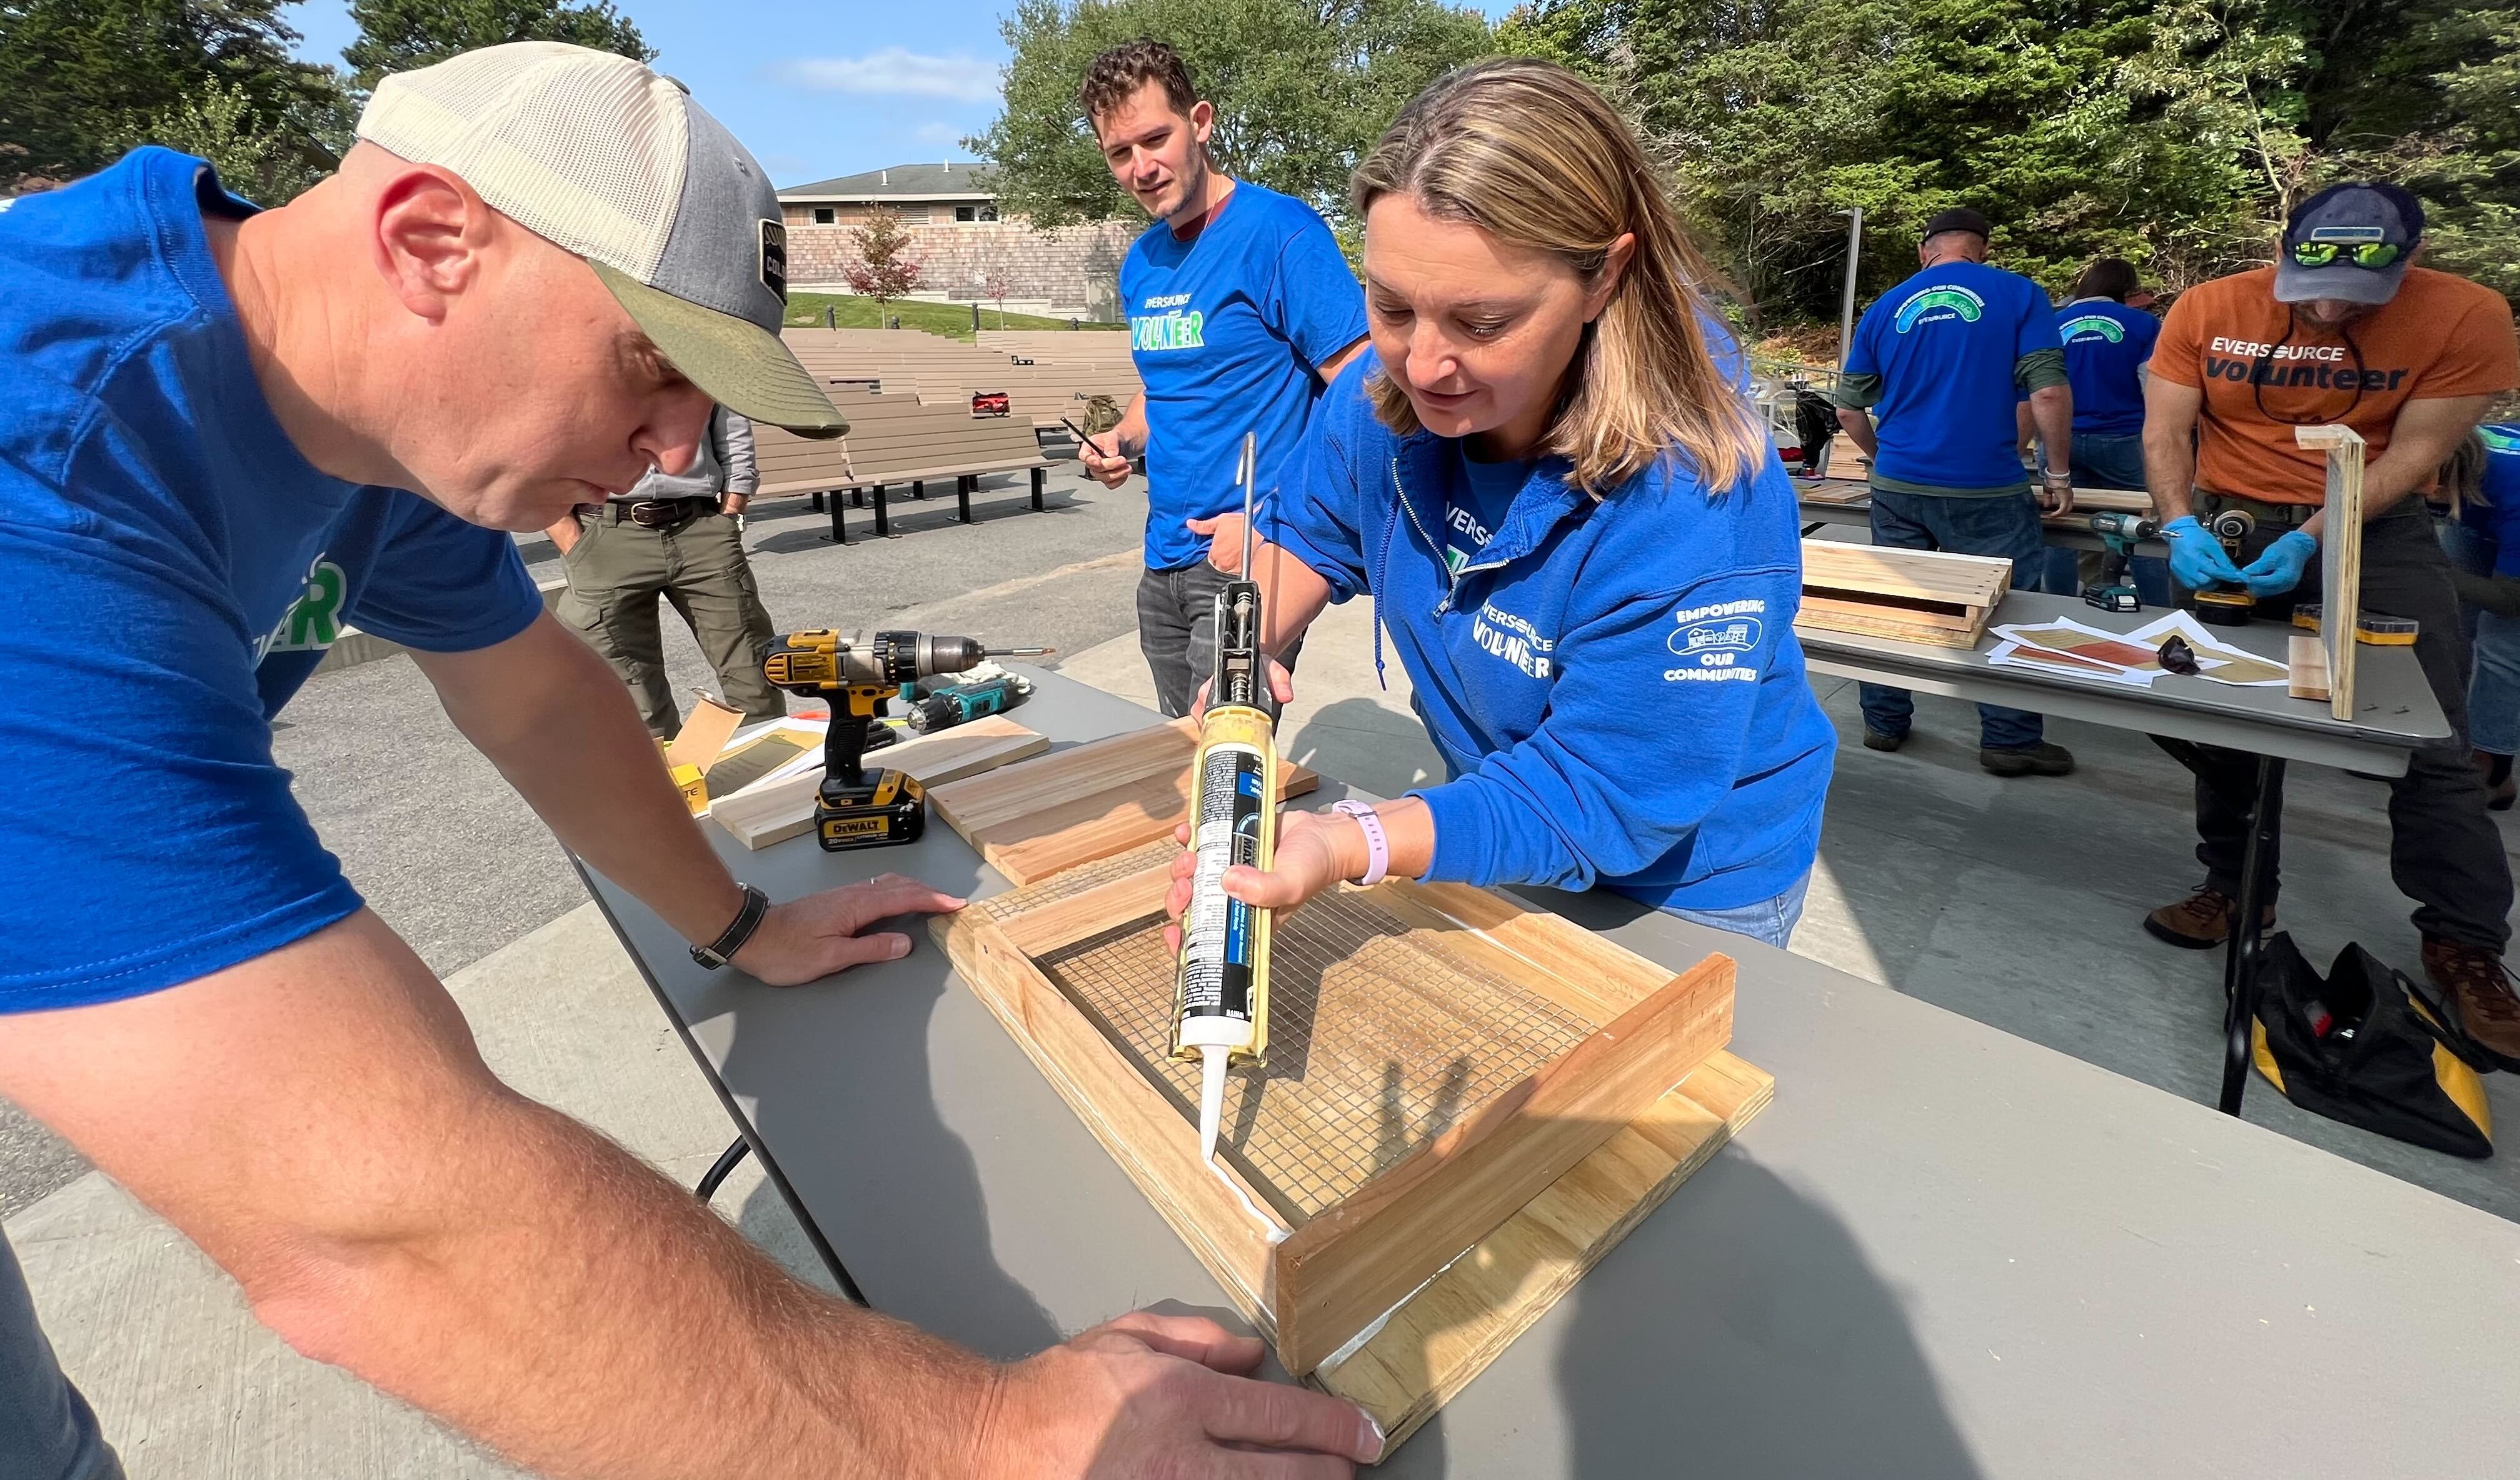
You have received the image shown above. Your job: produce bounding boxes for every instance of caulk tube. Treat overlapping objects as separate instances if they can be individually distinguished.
[1171,702,1278,1162]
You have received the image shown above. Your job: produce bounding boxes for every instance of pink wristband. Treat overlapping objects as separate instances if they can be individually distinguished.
[1332,801,1390,887]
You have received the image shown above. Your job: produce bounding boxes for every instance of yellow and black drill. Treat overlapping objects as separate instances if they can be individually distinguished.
[761,630,1050,851]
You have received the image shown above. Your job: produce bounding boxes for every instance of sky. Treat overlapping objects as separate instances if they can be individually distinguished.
[280,0,1519,191]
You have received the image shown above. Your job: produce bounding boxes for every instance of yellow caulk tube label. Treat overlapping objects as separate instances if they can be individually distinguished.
[1172,707,1277,1161]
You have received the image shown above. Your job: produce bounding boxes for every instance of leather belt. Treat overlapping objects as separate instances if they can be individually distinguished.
[591,498,718,529]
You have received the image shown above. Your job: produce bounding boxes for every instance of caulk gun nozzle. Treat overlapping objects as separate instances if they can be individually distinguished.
[1198,1047,1229,1164]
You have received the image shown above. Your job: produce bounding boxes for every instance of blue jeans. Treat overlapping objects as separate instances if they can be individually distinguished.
[2034,432,2169,608]
[1660,869,1812,949]
[0,1231,121,1480]
[1858,489,2047,750]
[2439,518,2520,755]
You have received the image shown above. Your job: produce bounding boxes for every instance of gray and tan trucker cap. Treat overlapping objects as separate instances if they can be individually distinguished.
[357,42,846,438]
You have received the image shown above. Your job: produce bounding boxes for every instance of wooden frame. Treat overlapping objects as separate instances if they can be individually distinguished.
[934,862,1763,1443]
[1797,541,2014,648]
[706,716,1049,850]
[2297,424,2365,721]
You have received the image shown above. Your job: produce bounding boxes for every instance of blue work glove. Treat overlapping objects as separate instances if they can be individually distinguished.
[2161,515,2247,591]
[2239,529,2318,597]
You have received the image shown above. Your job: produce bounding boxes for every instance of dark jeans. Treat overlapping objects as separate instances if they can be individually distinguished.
[1858,489,2049,750]
[1136,562,1305,719]
[2034,432,2171,608]
[0,1231,123,1480]
[2163,496,2512,951]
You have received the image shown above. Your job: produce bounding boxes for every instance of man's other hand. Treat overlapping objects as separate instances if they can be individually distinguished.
[971,1311,1382,1479]
[1079,433,1134,489]
[1190,510,1250,572]
[1187,658,1295,724]
[732,874,965,984]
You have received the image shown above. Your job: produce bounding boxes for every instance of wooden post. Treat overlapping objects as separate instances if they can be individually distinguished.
[2296,425,2365,721]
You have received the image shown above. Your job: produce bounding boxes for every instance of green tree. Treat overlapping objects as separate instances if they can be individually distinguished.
[121,77,332,202]
[1,0,348,194]
[972,0,1492,232]
[343,0,654,94]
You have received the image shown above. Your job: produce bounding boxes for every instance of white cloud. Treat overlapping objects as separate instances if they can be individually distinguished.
[775,49,1001,104]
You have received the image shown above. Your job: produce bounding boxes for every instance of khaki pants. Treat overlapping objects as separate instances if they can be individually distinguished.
[558,507,785,739]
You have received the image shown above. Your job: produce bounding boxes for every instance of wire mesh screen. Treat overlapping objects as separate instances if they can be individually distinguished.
[981,842,1595,1223]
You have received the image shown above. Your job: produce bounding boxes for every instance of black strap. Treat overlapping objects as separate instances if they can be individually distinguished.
[691,884,770,970]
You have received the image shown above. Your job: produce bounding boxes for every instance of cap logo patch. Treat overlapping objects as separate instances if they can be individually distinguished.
[2309,225,2386,243]
[760,220,788,303]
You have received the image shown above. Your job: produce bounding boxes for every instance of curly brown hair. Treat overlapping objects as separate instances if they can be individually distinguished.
[1080,39,1198,131]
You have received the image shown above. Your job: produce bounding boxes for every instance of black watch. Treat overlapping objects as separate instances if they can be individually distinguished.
[692,884,770,971]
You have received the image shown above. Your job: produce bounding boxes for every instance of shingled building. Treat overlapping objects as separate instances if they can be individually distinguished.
[777,162,1133,322]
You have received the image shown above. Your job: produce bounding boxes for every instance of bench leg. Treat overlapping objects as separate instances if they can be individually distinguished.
[826,489,848,544]
[957,474,974,524]
[873,484,891,538]
[810,490,824,514]
[851,488,865,509]
[911,480,926,501]
[1030,466,1045,511]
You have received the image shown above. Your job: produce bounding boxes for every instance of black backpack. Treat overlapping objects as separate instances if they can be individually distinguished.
[2251,933,2492,1159]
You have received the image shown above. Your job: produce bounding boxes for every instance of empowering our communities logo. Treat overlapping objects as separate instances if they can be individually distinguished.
[2059,314,2126,344]
[1893,284,1986,334]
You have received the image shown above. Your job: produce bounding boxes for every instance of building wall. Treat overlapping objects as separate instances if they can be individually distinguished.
[785,216,1138,321]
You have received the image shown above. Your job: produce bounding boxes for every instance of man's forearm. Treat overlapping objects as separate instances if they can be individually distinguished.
[422,616,741,945]
[2030,390,2072,481]
[1834,408,1877,459]
[1114,398,1150,459]
[2145,426,2197,522]
[1250,538,1333,655]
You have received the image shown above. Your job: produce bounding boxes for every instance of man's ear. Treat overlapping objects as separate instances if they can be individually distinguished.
[1190,99,1215,148]
[370,165,493,323]
[1585,232,1638,322]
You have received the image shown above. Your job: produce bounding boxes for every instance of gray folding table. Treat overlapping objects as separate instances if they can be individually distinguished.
[578,669,2513,1479]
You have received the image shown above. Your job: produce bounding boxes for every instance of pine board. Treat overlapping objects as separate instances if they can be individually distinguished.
[709,717,1048,850]
[2299,425,2365,721]
[929,719,1318,884]
[1799,539,2010,648]
[928,767,1767,1455]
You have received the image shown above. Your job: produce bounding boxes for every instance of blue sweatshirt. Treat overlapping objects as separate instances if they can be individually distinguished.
[1271,351,1836,911]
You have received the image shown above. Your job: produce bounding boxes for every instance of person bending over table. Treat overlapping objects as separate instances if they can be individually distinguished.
[0,41,1382,1480]
[1170,59,1836,950]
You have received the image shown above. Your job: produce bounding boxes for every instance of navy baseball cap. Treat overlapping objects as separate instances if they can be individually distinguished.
[2274,183,2424,307]
[1921,207,1991,242]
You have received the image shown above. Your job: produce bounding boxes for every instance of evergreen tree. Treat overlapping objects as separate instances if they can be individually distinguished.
[344,0,653,94]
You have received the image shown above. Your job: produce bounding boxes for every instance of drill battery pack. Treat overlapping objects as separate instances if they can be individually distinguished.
[815,768,928,851]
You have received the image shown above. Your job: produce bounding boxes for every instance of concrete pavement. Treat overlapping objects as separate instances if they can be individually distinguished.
[11,466,2520,1474]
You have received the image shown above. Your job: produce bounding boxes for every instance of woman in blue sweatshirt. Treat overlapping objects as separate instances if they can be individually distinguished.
[1172,58,1837,946]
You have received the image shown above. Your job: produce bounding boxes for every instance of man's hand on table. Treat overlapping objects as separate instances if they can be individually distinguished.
[973,1311,1382,1479]
[731,873,965,984]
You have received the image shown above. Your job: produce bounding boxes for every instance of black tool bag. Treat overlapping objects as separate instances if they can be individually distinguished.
[2251,933,2492,1159]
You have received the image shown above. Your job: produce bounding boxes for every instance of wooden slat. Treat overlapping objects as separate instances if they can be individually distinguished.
[2288,632,2332,702]
[2299,424,2364,721]
[1316,1049,1771,1447]
[1270,954,1735,1374]
[1800,542,2012,605]
[1793,604,1989,649]
[1797,591,1980,632]
[996,862,1174,956]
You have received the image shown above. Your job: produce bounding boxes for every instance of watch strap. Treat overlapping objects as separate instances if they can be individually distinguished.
[692,883,770,971]
[1332,801,1390,888]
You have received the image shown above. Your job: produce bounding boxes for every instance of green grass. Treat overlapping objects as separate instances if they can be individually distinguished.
[782,292,1123,340]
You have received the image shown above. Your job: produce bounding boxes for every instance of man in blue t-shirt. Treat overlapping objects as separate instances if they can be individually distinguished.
[1071,40,1370,716]
[0,42,1380,1480]
[1830,208,2077,776]
[2022,256,2167,604]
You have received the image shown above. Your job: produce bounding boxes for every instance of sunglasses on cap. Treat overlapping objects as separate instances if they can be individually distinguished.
[2288,239,2404,270]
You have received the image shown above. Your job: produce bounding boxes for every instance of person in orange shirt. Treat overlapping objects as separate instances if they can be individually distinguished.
[2140,182,2520,1066]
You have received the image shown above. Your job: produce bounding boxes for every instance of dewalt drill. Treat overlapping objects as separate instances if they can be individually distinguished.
[761,631,1049,851]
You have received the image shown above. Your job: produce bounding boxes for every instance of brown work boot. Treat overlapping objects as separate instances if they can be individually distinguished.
[2421,939,2520,1071]
[2143,886,2275,950]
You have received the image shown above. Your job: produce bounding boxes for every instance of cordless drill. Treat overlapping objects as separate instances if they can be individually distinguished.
[2082,511,2160,613]
[761,631,1050,851]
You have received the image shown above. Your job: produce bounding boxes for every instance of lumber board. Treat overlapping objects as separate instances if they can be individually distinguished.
[1800,541,2012,604]
[708,718,1048,850]
[1797,590,1980,633]
[1793,603,1990,649]
[996,862,1173,956]
[2288,632,2331,701]
[931,721,1318,884]
[2299,424,2364,721]
[1317,1049,1772,1448]
[1269,954,1735,1375]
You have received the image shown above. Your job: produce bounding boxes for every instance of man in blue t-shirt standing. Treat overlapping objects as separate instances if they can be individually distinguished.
[1072,40,1370,716]
[2025,256,2167,604]
[0,42,1381,1480]
[1832,208,2077,776]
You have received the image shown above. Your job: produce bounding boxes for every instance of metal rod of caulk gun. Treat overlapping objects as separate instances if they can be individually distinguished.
[1238,431,1257,575]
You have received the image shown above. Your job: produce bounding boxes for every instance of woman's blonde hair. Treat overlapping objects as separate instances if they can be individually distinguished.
[1350,58,1766,497]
